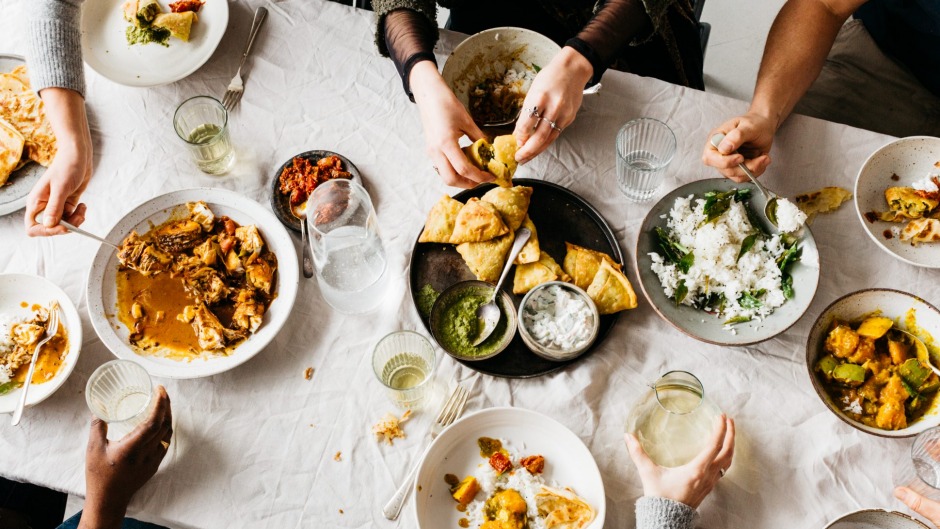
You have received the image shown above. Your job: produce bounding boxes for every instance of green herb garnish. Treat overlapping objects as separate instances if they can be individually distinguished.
[737,233,758,262]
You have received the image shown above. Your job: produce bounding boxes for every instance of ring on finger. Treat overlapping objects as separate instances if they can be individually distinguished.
[529,105,541,119]
[545,118,563,134]
[531,116,543,132]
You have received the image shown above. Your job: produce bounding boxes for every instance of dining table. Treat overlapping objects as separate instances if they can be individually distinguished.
[2,1,939,528]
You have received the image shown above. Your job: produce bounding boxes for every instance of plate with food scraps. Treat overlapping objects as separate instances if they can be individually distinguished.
[410,178,629,378]
[635,178,820,346]
[806,288,940,438]
[0,274,82,414]
[855,136,940,268]
[0,54,53,217]
[414,406,605,529]
[86,188,298,379]
[81,0,228,87]
[824,509,931,529]
[269,150,362,233]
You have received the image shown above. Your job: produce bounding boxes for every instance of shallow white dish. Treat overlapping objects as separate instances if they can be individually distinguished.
[806,289,940,438]
[80,0,229,87]
[635,178,820,346]
[0,274,82,414]
[86,188,298,379]
[825,509,929,528]
[413,406,605,529]
[0,54,44,217]
[854,136,940,268]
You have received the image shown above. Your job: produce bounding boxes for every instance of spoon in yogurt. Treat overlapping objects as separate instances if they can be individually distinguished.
[472,228,531,346]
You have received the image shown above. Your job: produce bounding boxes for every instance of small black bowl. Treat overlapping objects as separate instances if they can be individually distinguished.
[269,150,363,233]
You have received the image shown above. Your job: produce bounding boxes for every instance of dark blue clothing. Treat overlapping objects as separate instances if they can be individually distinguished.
[58,511,169,529]
[855,0,940,97]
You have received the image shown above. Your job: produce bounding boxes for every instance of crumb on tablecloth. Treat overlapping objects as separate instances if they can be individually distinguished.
[304,367,314,380]
[334,451,342,461]
[372,410,412,445]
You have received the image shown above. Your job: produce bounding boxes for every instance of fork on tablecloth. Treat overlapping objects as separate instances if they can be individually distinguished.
[383,383,471,520]
[222,6,268,111]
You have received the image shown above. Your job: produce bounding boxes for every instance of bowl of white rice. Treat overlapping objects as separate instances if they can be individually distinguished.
[442,27,560,127]
[635,178,820,345]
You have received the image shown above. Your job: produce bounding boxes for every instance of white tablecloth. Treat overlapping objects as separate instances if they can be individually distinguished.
[2,1,938,528]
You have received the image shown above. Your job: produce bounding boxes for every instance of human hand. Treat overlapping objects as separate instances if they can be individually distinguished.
[24,87,92,237]
[513,46,593,165]
[701,112,776,183]
[79,386,172,529]
[410,61,492,188]
[625,414,735,509]
[896,487,940,527]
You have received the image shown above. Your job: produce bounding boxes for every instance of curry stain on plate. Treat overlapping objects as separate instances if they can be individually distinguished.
[12,322,69,385]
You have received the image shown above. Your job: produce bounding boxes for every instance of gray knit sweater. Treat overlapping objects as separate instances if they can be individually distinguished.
[637,496,697,529]
[27,0,86,96]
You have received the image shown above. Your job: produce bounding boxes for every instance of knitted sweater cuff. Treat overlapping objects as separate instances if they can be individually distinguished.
[27,16,86,97]
[635,496,696,529]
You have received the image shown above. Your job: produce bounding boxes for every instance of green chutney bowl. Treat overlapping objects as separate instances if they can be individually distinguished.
[429,280,517,363]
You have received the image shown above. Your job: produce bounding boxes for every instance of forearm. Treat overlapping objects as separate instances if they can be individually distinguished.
[374,0,438,98]
[27,0,86,96]
[39,87,90,153]
[76,498,127,529]
[566,0,652,85]
[749,0,859,129]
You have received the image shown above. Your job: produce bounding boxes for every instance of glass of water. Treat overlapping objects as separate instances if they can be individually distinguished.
[85,360,153,441]
[307,179,388,314]
[372,331,437,409]
[894,426,940,501]
[616,118,677,202]
[173,96,235,175]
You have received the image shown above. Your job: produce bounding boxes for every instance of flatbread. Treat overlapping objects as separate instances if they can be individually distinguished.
[462,135,518,188]
[535,486,595,529]
[418,195,464,243]
[449,198,509,244]
[481,185,531,231]
[456,231,514,283]
[900,218,940,245]
[0,117,25,186]
[0,68,56,167]
[513,251,569,295]
[514,215,540,264]
[563,242,621,291]
[586,259,637,314]
[153,11,196,41]
[794,187,852,223]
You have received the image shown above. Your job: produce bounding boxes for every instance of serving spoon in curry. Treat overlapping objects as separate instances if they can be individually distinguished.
[472,228,531,346]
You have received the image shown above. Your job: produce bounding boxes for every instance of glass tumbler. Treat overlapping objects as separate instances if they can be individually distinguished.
[616,118,677,202]
[307,179,388,314]
[85,360,153,441]
[625,371,722,468]
[895,426,940,502]
[173,96,235,175]
[372,331,437,409]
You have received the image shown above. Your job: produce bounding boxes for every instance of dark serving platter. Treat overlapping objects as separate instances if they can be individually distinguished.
[269,150,362,232]
[409,178,624,378]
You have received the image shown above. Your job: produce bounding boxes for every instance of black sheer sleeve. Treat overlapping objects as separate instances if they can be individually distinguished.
[565,0,655,86]
[381,8,439,101]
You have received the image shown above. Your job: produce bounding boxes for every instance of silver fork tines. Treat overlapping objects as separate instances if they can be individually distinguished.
[11,303,60,426]
[222,7,268,111]
[436,384,469,428]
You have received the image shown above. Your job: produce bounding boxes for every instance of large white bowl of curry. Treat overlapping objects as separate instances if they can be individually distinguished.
[86,188,299,379]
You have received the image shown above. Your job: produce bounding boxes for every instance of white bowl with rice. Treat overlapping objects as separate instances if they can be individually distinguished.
[0,273,82,413]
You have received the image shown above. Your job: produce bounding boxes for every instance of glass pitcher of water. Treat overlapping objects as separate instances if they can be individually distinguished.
[625,371,722,468]
[307,179,388,314]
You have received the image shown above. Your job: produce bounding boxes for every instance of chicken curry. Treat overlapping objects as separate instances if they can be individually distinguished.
[116,201,277,357]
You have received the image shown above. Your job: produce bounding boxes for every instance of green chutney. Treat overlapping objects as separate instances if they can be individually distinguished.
[436,287,510,357]
[416,284,439,318]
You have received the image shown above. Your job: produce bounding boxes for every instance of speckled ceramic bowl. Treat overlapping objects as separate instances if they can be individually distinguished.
[806,289,940,438]
[824,509,929,528]
[854,136,940,268]
[429,280,517,363]
[518,281,599,362]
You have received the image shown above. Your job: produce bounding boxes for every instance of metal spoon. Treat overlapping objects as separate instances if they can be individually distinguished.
[897,329,940,377]
[481,84,603,128]
[290,202,314,279]
[472,228,531,346]
[12,302,59,426]
[709,132,780,227]
[36,212,120,249]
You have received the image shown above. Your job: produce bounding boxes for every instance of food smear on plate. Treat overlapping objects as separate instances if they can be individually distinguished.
[649,188,802,326]
[815,316,939,430]
[116,201,278,359]
[122,0,200,46]
[0,305,68,395]
[868,171,940,245]
[434,285,510,358]
[521,284,595,351]
[0,65,56,186]
[445,437,595,529]
[278,154,352,206]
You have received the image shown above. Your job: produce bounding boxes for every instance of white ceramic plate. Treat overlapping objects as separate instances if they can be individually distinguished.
[0,274,82,414]
[825,509,929,528]
[441,27,560,118]
[413,407,606,529]
[635,178,821,346]
[855,136,940,268]
[0,54,44,217]
[86,188,299,379]
[80,0,229,87]
[806,289,940,438]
